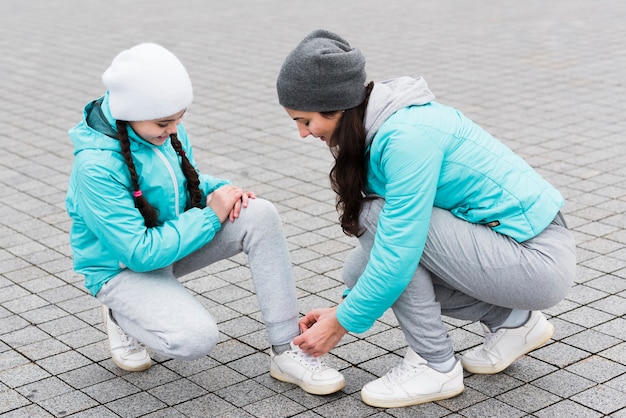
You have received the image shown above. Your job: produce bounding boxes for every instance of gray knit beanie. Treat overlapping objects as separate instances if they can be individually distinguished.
[277,29,366,112]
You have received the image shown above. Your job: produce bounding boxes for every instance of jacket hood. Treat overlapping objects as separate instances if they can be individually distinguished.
[364,76,435,144]
[69,92,154,155]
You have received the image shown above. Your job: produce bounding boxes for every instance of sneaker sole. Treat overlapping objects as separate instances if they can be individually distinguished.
[270,369,345,395]
[111,357,152,372]
[361,383,465,408]
[462,321,555,375]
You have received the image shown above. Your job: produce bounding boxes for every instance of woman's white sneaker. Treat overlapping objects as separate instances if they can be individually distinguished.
[361,348,464,408]
[101,305,152,372]
[462,311,554,374]
[270,342,345,395]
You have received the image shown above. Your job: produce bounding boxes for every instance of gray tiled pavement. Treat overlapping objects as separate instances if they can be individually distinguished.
[1,0,625,416]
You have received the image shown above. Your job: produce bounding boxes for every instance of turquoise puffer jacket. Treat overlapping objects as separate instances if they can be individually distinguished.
[336,78,564,333]
[66,94,229,296]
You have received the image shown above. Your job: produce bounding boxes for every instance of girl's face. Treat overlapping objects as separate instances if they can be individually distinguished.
[129,109,187,146]
[284,108,343,147]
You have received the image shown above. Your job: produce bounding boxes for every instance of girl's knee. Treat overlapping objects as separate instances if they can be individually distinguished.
[159,319,219,360]
[243,198,281,226]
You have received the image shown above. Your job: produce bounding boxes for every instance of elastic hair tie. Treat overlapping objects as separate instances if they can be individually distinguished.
[179,149,186,158]
[133,190,143,198]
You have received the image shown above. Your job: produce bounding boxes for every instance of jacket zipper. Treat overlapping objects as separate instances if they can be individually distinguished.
[152,147,180,216]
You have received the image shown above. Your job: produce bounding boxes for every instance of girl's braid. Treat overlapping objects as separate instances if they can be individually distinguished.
[116,120,159,228]
[169,133,203,209]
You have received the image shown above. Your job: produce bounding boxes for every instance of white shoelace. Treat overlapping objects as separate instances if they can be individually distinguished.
[482,329,504,351]
[385,361,420,385]
[289,346,324,371]
[113,325,145,356]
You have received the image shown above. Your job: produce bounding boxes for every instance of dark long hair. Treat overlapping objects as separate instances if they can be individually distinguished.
[327,81,375,237]
[115,120,203,228]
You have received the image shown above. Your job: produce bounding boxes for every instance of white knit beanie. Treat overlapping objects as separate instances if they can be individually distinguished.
[102,43,193,121]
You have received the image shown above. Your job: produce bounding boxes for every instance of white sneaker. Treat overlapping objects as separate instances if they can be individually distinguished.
[101,305,152,372]
[361,348,464,408]
[270,342,345,395]
[462,311,554,374]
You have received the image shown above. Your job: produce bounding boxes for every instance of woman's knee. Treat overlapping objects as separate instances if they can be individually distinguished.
[343,246,369,289]
[535,268,575,309]
[358,198,384,233]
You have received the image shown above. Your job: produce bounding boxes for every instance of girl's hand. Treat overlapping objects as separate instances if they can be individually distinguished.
[206,185,253,223]
[293,306,347,357]
[228,190,256,222]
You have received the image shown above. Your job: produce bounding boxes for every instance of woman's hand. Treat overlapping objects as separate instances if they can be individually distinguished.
[206,185,255,223]
[293,306,347,357]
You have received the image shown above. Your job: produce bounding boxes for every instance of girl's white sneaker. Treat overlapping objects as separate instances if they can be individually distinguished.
[270,342,345,395]
[101,305,152,372]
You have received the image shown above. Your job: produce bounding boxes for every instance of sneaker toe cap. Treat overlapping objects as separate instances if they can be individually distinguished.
[312,368,345,383]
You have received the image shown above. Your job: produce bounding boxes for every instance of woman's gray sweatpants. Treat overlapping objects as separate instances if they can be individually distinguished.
[96,198,300,360]
[343,199,577,363]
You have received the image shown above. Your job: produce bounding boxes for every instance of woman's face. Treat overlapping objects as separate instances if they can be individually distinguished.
[284,108,343,147]
[129,109,186,146]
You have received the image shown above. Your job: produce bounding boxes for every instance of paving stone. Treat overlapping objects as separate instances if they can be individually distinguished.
[57,363,116,390]
[215,379,276,408]
[161,356,220,378]
[464,373,524,397]
[313,394,378,418]
[0,387,31,414]
[37,390,99,417]
[208,339,256,365]
[121,364,181,391]
[242,393,306,417]
[15,376,74,403]
[571,384,626,416]
[458,398,526,418]
[533,369,596,398]
[0,362,51,389]
[606,373,626,393]
[589,294,626,316]
[600,342,626,364]
[496,384,562,413]
[105,391,167,418]
[174,393,238,417]
[533,399,603,418]
[593,317,626,340]
[500,355,559,382]
[226,352,274,380]
[562,329,622,353]
[147,379,207,407]
[566,355,626,383]
[558,306,616,328]
[0,403,54,418]
[529,342,590,369]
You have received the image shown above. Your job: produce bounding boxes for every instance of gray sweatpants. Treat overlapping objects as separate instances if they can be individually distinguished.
[96,198,300,360]
[343,199,577,363]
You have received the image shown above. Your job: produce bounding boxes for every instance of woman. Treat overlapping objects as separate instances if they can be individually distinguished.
[276,29,576,408]
[65,42,345,396]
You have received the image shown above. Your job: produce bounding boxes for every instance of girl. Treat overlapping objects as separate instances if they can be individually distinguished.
[66,43,344,396]
[276,30,576,407]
